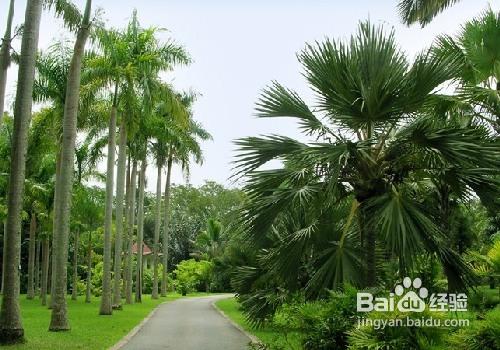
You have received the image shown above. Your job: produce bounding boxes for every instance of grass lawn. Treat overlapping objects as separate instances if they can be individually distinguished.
[1,293,190,350]
[215,297,301,349]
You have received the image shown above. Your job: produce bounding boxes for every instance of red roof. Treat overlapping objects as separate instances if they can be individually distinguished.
[131,242,152,255]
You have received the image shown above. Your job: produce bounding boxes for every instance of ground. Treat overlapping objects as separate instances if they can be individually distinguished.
[1,294,184,350]
[122,294,250,350]
[215,297,301,349]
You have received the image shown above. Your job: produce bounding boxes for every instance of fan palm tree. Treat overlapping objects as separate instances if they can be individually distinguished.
[0,0,43,343]
[234,20,499,298]
[398,0,463,26]
[432,9,500,133]
[192,219,224,261]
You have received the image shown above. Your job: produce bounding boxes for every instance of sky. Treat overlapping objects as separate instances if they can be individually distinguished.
[1,0,499,192]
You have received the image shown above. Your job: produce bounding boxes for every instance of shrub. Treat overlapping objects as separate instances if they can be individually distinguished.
[173,259,213,295]
[269,286,360,350]
[348,309,447,350]
[447,307,500,350]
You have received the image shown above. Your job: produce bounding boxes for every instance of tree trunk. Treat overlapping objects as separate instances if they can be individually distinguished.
[161,157,173,296]
[50,150,62,309]
[125,161,137,304]
[100,83,118,316]
[71,230,79,301]
[112,118,127,309]
[135,159,147,303]
[34,237,40,297]
[0,0,15,127]
[152,164,162,299]
[122,158,130,299]
[27,212,37,299]
[41,238,49,306]
[85,231,92,303]
[2,221,7,294]
[49,0,92,331]
[0,0,42,343]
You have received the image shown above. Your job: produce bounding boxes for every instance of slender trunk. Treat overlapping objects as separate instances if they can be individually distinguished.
[135,159,146,303]
[122,158,130,299]
[100,83,118,316]
[41,238,49,306]
[0,0,15,127]
[27,212,37,299]
[34,237,40,297]
[50,0,92,330]
[112,118,127,309]
[71,230,79,301]
[0,0,42,343]
[50,150,62,309]
[161,157,173,296]
[85,231,92,303]
[152,164,162,299]
[2,221,7,294]
[125,161,137,304]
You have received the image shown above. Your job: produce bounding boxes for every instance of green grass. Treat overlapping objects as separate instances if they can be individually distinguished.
[1,293,189,350]
[215,297,301,349]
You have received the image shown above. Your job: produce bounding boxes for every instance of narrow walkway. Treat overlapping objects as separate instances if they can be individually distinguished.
[120,295,251,350]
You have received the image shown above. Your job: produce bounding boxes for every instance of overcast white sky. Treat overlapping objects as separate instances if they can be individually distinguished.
[1,0,498,191]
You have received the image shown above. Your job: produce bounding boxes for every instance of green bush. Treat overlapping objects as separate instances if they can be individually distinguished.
[447,307,500,350]
[173,259,213,295]
[348,309,447,350]
[468,287,500,312]
[269,286,360,350]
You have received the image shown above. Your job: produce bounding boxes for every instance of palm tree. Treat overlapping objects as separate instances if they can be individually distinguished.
[0,0,15,127]
[49,0,92,330]
[161,101,211,296]
[398,0,463,26]
[192,219,224,261]
[234,21,499,298]
[0,0,43,343]
[432,9,500,133]
[124,158,138,304]
[135,156,147,303]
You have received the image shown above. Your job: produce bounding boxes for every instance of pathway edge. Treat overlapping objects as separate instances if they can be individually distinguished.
[211,297,262,346]
[109,301,167,350]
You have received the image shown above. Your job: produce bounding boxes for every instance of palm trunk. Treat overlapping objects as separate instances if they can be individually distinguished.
[50,150,62,309]
[85,231,92,303]
[34,237,40,297]
[2,220,7,294]
[125,160,137,304]
[359,204,376,287]
[71,230,79,301]
[0,0,42,343]
[100,87,118,316]
[122,158,130,298]
[135,159,147,303]
[112,118,127,309]
[0,0,15,127]
[41,237,49,306]
[27,212,37,299]
[49,0,92,330]
[152,164,162,299]
[161,156,173,296]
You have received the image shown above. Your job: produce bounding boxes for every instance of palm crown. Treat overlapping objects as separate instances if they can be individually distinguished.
[234,21,499,306]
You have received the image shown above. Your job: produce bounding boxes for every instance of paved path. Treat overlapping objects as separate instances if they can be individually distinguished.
[120,295,251,350]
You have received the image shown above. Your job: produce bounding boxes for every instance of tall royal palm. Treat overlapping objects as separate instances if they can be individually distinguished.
[235,21,499,293]
[49,0,92,331]
[0,0,15,127]
[0,0,43,343]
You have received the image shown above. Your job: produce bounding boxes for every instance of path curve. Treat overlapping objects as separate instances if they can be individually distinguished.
[118,295,251,350]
